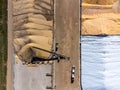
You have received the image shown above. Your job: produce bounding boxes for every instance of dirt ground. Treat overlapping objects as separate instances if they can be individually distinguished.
[54,0,80,90]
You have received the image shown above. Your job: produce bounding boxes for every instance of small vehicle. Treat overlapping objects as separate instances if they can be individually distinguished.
[71,66,75,83]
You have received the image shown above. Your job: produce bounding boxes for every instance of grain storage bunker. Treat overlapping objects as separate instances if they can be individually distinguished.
[12,0,56,64]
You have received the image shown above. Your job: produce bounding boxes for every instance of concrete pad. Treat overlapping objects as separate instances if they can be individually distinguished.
[14,61,52,90]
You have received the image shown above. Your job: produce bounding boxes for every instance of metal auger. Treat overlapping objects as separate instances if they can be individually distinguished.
[29,46,70,64]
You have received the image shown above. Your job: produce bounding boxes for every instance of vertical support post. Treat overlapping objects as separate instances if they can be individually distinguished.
[54,0,81,90]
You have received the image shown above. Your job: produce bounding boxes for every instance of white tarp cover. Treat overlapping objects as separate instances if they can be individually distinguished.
[81,36,120,90]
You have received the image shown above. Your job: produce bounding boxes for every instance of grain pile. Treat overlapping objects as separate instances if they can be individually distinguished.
[12,0,54,64]
[82,0,120,35]
[112,0,120,13]
[83,0,117,5]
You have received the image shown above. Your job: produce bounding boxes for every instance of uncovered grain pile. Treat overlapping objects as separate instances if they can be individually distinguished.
[12,0,54,64]
[83,0,117,5]
[82,0,120,35]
